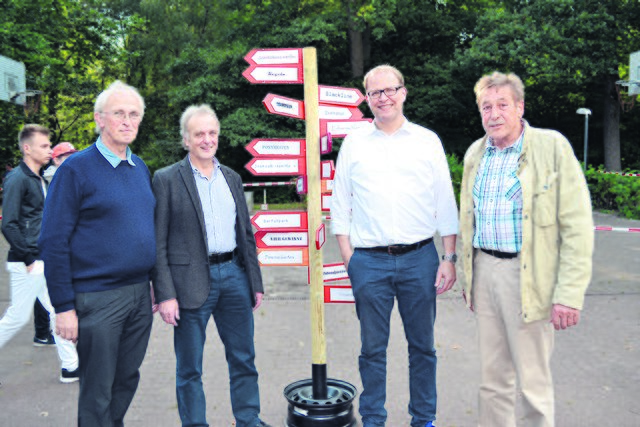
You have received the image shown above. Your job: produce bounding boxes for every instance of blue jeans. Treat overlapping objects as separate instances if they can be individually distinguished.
[175,258,260,427]
[347,243,440,427]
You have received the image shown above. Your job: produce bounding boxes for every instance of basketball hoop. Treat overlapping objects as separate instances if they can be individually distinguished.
[616,80,639,113]
[10,90,43,118]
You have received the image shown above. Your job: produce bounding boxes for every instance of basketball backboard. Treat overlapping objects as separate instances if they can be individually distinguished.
[630,50,640,96]
[0,55,26,105]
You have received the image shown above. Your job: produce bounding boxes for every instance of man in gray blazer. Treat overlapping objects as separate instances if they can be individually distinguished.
[152,104,271,427]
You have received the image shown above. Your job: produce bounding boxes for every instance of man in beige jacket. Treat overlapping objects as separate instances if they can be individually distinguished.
[459,71,594,427]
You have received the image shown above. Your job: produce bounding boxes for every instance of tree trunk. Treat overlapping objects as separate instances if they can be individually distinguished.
[603,74,621,171]
[349,25,364,78]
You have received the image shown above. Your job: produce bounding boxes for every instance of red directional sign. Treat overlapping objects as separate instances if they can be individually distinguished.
[263,93,305,119]
[320,134,332,155]
[257,248,309,267]
[320,118,373,138]
[251,211,308,231]
[244,48,303,66]
[321,160,335,180]
[324,285,355,303]
[242,64,304,84]
[245,157,306,176]
[255,231,309,248]
[318,104,363,120]
[318,85,365,107]
[322,263,349,282]
[245,138,306,157]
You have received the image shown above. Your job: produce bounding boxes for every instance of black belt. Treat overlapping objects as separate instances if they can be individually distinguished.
[481,248,518,259]
[359,237,433,256]
[208,249,237,264]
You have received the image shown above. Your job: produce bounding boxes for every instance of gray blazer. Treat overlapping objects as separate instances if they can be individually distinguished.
[152,156,263,309]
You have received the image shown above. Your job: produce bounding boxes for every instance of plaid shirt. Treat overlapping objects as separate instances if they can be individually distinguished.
[472,133,524,253]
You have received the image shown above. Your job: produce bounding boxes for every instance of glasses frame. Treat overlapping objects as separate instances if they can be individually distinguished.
[367,85,405,99]
[102,110,143,123]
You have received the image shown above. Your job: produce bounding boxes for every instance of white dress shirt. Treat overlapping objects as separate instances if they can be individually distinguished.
[331,119,459,247]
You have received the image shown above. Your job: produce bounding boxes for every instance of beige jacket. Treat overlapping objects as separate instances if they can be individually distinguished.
[459,121,594,322]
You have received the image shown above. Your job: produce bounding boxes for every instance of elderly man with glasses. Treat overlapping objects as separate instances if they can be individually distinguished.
[39,80,157,426]
[331,65,459,427]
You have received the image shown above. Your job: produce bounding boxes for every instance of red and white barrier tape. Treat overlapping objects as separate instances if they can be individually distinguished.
[243,181,293,187]
[596,171,640,177]
[594,226,640,233]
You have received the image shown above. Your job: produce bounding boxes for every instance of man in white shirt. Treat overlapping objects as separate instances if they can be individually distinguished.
[331,65,458,427]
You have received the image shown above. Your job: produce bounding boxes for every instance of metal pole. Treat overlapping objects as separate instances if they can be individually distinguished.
[583,114,589,171]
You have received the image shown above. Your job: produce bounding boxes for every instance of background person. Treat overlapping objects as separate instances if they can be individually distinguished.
[459,71,594,427]
[39,81,157,426]
[152,104,271,427]
[331,64,459,427]
[0,124,79,383]
[34,141,78,346]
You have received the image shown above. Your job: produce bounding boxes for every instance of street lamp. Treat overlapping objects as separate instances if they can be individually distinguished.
[576,108,592,171]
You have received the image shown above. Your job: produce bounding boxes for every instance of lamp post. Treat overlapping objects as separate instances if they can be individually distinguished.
[576,108,591,171]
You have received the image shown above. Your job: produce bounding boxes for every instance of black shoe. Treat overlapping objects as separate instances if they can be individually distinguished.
[33,334,56,347]
[256,421,272,427]
[60,368,79,384]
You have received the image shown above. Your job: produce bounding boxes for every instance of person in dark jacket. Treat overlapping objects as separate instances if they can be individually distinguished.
[0,124,79,383]
[152,104,271,427]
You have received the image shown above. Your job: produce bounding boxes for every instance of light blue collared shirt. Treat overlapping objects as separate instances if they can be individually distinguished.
[190,157,237,254]
[96,137,136,168]
[472,130,524,253]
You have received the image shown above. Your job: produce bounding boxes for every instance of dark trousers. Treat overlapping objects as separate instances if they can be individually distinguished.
[75,281,153,427]
[33,298,51,338]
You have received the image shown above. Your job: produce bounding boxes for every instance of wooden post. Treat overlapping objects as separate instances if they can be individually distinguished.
[302,47,327,398]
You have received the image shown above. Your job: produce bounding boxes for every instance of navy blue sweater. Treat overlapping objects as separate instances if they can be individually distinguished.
[39,144,156,313]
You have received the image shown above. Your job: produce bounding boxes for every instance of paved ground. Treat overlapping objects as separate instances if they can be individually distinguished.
[0,211,639,426]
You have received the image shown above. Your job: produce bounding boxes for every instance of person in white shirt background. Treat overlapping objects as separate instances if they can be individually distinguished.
[331,64,459,427]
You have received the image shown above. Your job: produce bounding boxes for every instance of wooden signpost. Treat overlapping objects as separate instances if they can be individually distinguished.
[242,46,358,426]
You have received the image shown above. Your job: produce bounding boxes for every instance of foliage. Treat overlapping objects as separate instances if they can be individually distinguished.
[447,153,463,206]
[585,166,640,220]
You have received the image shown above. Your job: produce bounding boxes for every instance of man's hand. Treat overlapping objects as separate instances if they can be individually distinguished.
[434,261,456,295]
[253,292,264,312]
[150,284,159,314]
[55,310,79,343]
[159,299,180,326]
[551,304,581,330]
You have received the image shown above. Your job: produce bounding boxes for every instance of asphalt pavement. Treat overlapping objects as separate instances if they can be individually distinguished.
[0,211,638,426]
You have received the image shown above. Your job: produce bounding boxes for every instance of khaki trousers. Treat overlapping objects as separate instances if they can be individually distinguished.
[472,250,555,427]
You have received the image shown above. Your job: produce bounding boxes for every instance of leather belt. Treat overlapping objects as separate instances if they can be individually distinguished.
[359,237,433,256]
[208,249,237,264]
[481,248,518,259]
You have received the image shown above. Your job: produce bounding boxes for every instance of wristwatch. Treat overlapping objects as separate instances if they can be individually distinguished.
[442,253,458,264]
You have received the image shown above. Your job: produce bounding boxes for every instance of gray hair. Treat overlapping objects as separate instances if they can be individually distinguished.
[93,80,145,134]
[18,124,50,154]
[474,71,525,107]
[180,104,219,140]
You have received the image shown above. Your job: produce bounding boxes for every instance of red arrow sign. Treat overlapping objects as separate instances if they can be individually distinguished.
[320,118,373,138]
[263,94,305,119]
[242,64,304,84]
[318,104,363,120]
[255,231,309,248]
[245,157,306,176]
[244,48,303,66]
[245,138,306,157]
[251,211,308,231]
[257,248,309,267]
[324,285,355,303]
[318,85,365,107]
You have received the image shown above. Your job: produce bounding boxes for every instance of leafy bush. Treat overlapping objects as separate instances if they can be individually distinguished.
[585,166,640,220]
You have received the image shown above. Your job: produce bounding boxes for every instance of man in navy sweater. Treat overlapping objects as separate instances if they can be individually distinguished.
[39,81,157,426]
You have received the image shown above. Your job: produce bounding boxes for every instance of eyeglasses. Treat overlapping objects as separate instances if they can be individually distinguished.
[367,86,404,99]
[103,110,142,123]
